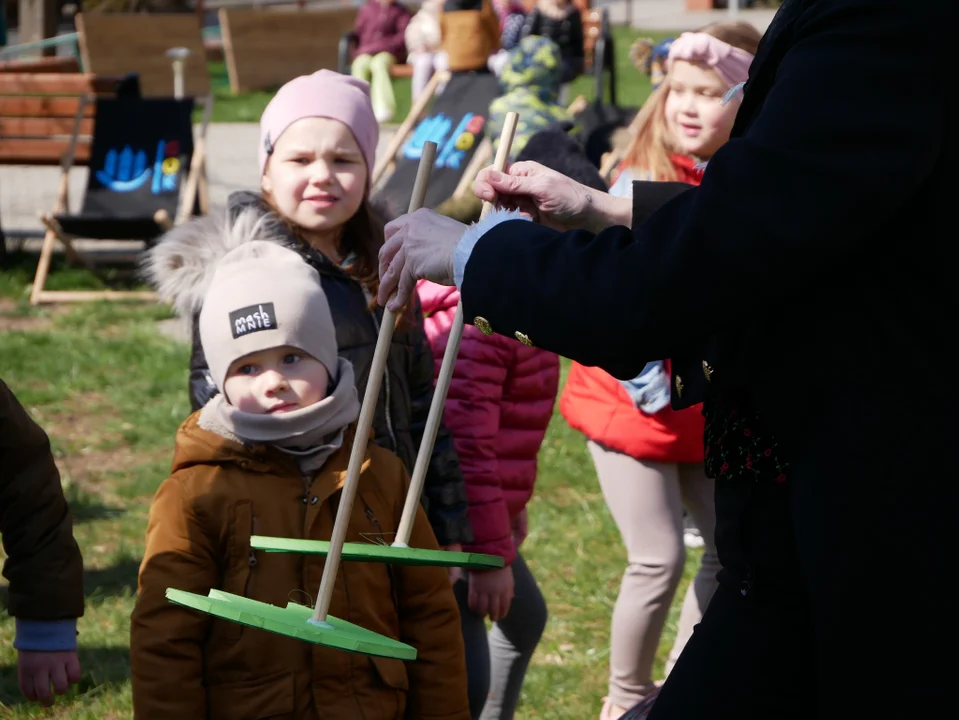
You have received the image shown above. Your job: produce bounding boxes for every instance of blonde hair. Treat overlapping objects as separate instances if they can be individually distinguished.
[623,21,762,181]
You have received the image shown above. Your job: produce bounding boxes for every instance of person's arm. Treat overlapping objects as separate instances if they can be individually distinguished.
[457,0,945,379]
[391,464,471,720]
[130,476,217,718]
[387,7,413,59]
[406,298,473,546]
[443,332,513,563]
[482,0,501,52]
[567,8,584,66]
[189,313,218,412]
[0,380,83,641]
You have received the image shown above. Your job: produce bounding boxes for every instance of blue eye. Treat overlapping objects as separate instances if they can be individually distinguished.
[238,364,257,376]
[283,353,301,365]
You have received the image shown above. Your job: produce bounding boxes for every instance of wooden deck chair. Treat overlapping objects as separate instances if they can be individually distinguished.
[372,71,502,215]
[30,95,202,305]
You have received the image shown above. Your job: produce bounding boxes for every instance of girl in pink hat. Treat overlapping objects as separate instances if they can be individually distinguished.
[147,70,474,597]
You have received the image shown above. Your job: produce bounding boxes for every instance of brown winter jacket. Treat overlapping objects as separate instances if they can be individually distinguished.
[130,415,469,720]
[440,0,501,72]
[0,379,84,623]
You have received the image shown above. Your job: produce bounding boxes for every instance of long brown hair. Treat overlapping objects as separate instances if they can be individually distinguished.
[262,193,385,301]
[623,21,762,181]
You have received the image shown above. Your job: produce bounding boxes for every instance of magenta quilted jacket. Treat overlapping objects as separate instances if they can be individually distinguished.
[417,280,560,565]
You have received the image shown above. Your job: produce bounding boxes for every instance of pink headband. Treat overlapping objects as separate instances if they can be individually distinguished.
[666,32,754,88]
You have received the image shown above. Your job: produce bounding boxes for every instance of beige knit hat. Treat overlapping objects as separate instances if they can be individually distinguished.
[198,241,338,393]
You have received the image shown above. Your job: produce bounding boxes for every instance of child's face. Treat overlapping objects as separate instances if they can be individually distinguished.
[664,60,738,160]
[223,346,330,415]
[261,117,367,240]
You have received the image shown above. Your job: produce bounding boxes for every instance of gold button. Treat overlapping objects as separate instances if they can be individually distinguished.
[702,361,713,382]
[674,374,684,398]
[514,331,533,347]
[474,316,493,336]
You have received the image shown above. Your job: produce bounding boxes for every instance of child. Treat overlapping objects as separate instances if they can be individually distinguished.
[406,0,444,101]
[416,273,559,718]
[486,0,527,75]
[519,0,584,84]
[131,241,470,718]
[439,0,501,73]
[1,379,83,707]
[488,36,571,159]
[351,0,412,122]
[146,70,473,565]
[558,21,761,720]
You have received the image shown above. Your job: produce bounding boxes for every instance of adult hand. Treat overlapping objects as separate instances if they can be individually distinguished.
[18,649,82,706]
[468,566,514,622]
[378,209,465,310]
[473,161,631,233]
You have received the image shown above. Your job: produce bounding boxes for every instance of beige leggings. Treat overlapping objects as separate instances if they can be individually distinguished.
[588,441,720,709]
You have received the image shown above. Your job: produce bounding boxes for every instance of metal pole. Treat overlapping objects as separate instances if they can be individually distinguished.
[729,0,739,18]
[166,47,191,100]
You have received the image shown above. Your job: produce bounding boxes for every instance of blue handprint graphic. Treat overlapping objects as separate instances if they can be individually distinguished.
[95,145,152,192]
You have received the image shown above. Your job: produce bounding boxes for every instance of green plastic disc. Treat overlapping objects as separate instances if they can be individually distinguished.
[250,535,505,570]
[166,588,417,660]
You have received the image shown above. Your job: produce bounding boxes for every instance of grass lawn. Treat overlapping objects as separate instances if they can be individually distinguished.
[0,24,702,719]
[206,25,673,124]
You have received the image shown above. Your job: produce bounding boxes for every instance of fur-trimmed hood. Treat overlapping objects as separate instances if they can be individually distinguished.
[142,193,296,319]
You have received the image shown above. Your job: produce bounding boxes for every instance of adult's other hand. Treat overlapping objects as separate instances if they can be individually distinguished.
[473,161,630,233]
[378,208,466,310]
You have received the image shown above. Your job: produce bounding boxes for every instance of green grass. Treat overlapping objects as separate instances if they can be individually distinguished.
[204,25,673,124]
[0,25,701,717]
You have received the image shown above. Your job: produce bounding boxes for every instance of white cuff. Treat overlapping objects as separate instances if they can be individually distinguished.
[453,208,531,288]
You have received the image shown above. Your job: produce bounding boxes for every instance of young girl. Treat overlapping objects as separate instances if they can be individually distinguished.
[351,0,412,122]
[519,0,584,84]
[416,277,559,719]
[146,70,473,562]
[406,0,443,101]
[131,241,469,718]
[558,21,761,720]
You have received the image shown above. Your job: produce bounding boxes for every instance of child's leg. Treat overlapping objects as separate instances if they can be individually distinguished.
[410,51,436,101]
[453,579,492,718]
[588,441,686,712]
[666,463,720,675]
[369,51,397,122]
[351,53,374,82]
[479,553,547,720]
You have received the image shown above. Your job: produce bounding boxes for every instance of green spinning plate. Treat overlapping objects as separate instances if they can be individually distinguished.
[166,588,417,660]
[250,535,505,570]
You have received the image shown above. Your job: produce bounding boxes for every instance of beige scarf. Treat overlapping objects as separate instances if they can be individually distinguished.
[199,357,360,474]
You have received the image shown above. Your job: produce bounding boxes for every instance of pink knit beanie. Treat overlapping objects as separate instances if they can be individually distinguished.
[258,70,378,178]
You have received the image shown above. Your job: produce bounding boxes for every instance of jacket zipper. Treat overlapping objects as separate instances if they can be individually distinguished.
[367,309,398,451]
[244,515,258,596]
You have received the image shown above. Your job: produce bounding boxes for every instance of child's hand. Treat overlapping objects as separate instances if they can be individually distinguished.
[511,508,528,548]
[18,650,82,706]
[468,566,514,622]
[442,543,464,584]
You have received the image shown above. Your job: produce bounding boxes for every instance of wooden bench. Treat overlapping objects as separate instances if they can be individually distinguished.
[219,7,357,93]
[0,56,81,74]
[0,72,127,168]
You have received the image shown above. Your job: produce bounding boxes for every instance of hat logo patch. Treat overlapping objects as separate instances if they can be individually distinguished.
[230,303,276,339]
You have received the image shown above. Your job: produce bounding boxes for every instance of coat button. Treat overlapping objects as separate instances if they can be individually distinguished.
[674,374,684,398]
[702,361,713,382]
[514,331,533,347]
[474,316,493,335]
[310,496,318,505]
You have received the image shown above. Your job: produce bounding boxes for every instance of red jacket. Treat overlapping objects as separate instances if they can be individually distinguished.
[354,1,412,62]
[417,280,559,565]
[559,154,705,464]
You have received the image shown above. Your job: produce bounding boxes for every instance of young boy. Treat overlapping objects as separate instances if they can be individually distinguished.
[131,241,469,719]
[1,379,84,706]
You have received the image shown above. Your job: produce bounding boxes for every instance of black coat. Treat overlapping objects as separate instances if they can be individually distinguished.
[520,8,584,82]
[457,0,957,713]
[189,193,472,546]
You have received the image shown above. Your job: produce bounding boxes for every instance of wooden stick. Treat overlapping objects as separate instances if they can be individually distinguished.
[393,112,519,548]
[311,141,438,625]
